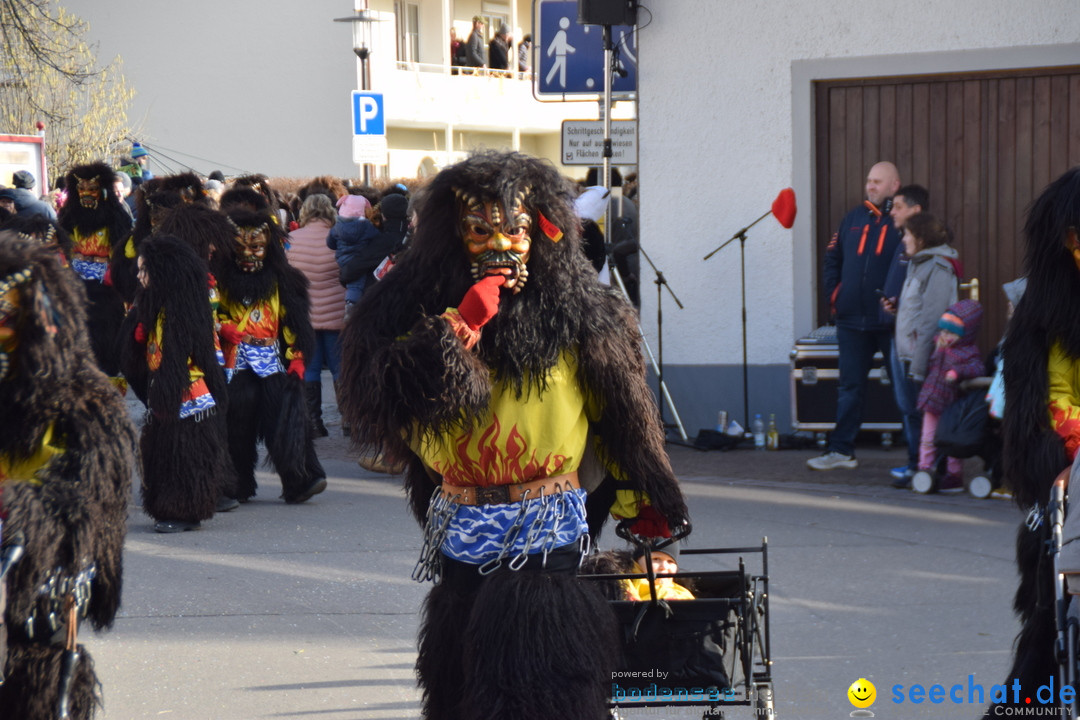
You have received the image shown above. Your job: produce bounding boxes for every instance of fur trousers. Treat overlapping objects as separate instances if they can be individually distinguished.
[0,643,98,720]
[140,409,236,523]
[983,522,1059,716]
[82,279,125,378]
[226,370,325,502]
[416,550,618,720]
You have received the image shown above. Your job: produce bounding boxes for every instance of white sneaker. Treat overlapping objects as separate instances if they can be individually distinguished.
[806,451,858,470]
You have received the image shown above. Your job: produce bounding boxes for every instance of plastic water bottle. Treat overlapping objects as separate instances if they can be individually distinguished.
[753,414,766,450]
[766,413,780,450]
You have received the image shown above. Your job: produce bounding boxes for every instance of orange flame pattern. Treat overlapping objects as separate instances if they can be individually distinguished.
[1050,399,1080,461]
[435,413,568,487]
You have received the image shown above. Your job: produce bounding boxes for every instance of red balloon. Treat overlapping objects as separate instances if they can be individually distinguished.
[771,188,797,229]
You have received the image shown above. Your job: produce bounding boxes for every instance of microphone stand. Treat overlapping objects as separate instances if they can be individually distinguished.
[595,21,688,442]
[703,208,773,431]
[639,245,687,440]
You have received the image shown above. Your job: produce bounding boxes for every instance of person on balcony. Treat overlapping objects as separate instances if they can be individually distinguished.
[489,23,512,77]
[464,16,486,73]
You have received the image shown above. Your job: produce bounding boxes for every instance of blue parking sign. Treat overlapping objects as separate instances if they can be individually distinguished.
[534,0,637,97]
[352,91,385,135]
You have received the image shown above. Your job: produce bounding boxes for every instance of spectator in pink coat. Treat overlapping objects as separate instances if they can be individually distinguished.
[286,194,346,436]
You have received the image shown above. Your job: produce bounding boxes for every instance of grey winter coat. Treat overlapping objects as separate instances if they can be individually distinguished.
[894,244,960,381]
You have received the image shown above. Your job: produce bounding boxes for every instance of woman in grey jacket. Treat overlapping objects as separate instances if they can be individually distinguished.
[894,212,960,382]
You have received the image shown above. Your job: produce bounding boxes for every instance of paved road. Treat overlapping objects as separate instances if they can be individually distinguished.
[89,394,1024,719]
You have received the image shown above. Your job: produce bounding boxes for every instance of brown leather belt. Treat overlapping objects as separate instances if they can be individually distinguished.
[72,252,108,264]
[242,336,276,347]
[440,472,579,505]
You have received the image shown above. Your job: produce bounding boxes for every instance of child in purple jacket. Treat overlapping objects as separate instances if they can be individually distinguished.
[913,298,984,493]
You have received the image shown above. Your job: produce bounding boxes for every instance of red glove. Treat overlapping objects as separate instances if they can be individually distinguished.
[220,323,242,346]
[134,322,147,343]
[287,357,305,378]
[629,505,672,539]
[103,264,113,286]
[457,275,505,331]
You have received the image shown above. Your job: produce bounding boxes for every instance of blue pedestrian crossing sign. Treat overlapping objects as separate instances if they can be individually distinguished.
[352,91,385,135]
[534,0,637,99]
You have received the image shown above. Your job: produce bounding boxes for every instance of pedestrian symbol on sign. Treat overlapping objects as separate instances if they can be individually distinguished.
[544,17,576,89]
[534,0,636,98]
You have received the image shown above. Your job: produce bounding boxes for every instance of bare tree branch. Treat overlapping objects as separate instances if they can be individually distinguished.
[0,0,135,176]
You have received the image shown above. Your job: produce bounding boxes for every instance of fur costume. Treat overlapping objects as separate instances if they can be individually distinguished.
[215,205,325,504]
[990,166,1080,715]
[0,214,74,261]
[56,162,132,377]
[338,151,688,720]
[116,173,212,304]
[227,175,284,221]
[0,232,135,719]
[120,234,234,529]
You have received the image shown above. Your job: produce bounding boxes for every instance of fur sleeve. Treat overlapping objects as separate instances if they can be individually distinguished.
[1003,324,1067,510]
[577,292,689,528]
[4,374,135,633]
[342,314,491,452]
[277,268,315,360]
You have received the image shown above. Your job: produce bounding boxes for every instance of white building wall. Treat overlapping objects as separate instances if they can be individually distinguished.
[637,0,1079,431]
[64,0,361,179]
[639,0,1080,370]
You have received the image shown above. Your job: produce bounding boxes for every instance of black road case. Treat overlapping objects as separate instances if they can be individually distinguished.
[790,325,902,436]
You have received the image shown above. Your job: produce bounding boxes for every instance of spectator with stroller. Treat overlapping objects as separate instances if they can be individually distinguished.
[807,161,902,471]
[886,209,961,487]
[286,194,347,438]
[326,193,379,320]
[912,299,983,493]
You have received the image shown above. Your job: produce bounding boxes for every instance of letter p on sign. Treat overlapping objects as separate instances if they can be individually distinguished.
[352,91,385,135]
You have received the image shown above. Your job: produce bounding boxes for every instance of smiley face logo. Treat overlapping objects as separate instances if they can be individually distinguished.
[847,678,876,709]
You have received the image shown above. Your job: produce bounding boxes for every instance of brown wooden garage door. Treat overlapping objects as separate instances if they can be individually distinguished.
[815,66,1080,355]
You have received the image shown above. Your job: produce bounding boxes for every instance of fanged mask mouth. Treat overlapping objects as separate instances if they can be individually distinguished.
[473,253,528,293]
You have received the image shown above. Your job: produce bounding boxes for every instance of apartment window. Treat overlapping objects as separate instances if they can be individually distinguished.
[482,13,508,42]
[394,1,419,63]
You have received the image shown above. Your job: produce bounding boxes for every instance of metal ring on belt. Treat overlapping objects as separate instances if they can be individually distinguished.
[439,472,579,506]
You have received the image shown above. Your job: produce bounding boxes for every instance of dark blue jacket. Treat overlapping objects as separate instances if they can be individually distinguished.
[12,187,56,222]
[823,200,900,332]
[878,244,909,327]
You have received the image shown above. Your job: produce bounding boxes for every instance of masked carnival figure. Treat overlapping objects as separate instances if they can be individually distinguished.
[56,162,132,382]
[339,151,690,720]
[120,234,236,533]
[989,166,1080,716]
[215,204,326,504]
[0,232,135,719]
[112,173,211,305]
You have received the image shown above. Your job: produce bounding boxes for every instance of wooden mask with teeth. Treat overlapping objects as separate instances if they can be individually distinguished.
[455,188,532,293]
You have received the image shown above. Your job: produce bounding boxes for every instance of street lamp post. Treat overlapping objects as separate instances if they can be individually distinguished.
[334,6,380,183]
